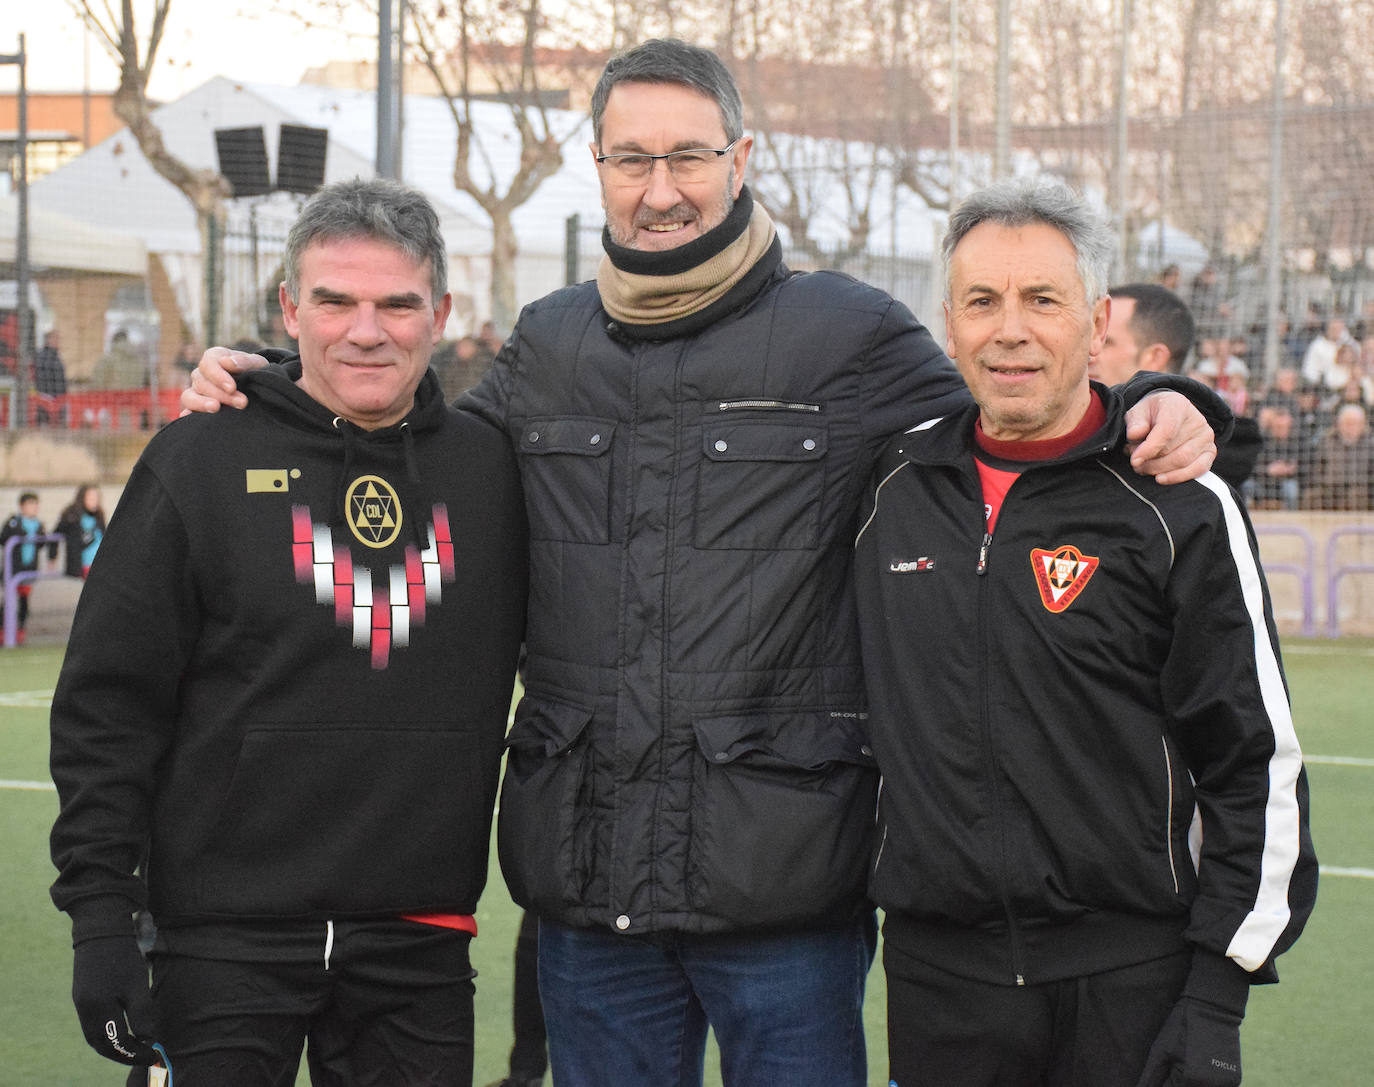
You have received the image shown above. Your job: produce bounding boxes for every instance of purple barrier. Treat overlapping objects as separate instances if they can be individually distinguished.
[1254,525,1316,638]
[1326,526,1374,638]
[2,533,67,648]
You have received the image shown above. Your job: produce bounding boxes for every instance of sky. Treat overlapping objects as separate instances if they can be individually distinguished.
[4,3,380,99]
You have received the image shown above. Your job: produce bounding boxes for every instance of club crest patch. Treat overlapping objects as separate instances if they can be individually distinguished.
[1030,544,1099,613]
[346,475,402,548]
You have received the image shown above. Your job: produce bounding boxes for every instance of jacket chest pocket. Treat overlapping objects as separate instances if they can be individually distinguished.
[520,417,615,543]
[695,420,828,550]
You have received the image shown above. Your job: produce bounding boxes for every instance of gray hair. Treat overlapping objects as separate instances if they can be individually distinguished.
[283,177,447,304]
[942,177,1115,303]
[590,39,744,148]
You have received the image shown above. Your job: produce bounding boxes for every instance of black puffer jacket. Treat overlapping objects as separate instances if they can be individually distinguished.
[462,250,971,936]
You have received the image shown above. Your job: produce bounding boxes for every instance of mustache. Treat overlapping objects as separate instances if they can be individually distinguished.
[634,205,700,228]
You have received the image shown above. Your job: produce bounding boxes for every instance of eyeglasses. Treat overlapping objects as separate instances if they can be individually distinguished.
[595,140,740,185]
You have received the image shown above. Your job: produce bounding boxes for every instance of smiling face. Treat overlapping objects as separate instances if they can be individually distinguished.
[944,220,1107,442]
[281,237,451,429]
[594,81,752,251]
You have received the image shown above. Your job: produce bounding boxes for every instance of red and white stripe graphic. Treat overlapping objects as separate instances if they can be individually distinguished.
[291,504,456,669]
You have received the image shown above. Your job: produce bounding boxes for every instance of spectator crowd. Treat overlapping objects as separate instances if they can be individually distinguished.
[1178,295,1374,511]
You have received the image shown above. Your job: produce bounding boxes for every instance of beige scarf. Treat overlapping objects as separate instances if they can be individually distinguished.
[597,202,778,327]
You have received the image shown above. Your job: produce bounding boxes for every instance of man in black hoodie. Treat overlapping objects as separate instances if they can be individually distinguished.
[49,178,527,1086]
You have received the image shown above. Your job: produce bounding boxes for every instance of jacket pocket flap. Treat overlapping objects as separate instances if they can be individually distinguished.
[701,421,827,462]
[521,417,616,456]
[505,695,593,757]
[692,711,873,770]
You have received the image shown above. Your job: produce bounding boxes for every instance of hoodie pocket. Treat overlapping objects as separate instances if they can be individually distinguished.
[686,709,877,925]
[497,694,596,910]
[194,725,491,915]
[695,420,828,550]
[520,417,616,544]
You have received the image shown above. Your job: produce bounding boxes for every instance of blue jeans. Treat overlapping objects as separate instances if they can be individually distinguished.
[538,913,877,1087]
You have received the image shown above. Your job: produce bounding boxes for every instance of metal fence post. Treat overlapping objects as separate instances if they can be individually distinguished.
[205,214,220,349]
[565,213,581,287]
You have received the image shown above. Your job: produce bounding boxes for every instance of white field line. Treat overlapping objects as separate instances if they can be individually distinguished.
[1283,643,1374,657]
[0,689,57,709]
[0,779,55,791]
[1319,866,1374,880]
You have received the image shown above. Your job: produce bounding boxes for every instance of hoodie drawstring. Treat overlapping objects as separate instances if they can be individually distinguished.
[331,417,359,530]
[397,422,430,550]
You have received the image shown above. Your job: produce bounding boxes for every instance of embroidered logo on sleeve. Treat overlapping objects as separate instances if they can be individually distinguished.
[1030,544,1099,613]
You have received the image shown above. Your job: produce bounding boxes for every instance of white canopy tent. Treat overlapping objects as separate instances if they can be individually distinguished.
[0,192,146,277]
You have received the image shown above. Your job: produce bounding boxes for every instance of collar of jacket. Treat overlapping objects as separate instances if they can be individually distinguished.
[897,381,1129,472]
[597,185,785,343]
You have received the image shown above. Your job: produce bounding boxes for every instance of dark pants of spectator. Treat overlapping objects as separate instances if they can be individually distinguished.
[129,919,475,1087]
[1,583,32,630]
[507,910,549,1081]
[884,944,1190,1087]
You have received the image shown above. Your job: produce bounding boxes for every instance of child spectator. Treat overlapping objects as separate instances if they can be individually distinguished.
[2,492,58,643]
[56,485,106,579]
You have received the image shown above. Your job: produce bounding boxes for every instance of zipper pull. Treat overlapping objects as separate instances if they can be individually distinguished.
[977,531,992,576]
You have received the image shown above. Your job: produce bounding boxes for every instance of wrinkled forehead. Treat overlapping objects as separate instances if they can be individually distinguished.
[599,80,731,149]
[948,220,1085,296]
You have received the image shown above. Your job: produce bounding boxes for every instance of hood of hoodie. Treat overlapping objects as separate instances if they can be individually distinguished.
[239,353,451,547]
[239,352,450,436]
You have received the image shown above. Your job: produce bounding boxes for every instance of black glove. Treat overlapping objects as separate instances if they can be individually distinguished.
[72,934,159,1065]
[1136,995,1242,1087]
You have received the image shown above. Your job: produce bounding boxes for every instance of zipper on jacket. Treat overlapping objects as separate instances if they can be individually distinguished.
[715,399,821,413]
[975,508,1029,986]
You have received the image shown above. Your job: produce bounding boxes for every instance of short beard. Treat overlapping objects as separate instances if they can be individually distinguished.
[606,186,736,250]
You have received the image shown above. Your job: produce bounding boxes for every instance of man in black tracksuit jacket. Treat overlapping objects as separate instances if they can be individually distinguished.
[854,179,1316,1087]
[49,180,527,1085]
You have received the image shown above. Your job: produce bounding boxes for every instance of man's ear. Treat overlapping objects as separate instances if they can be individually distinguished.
[1139,342,1172,373]
[432,293,453,343]
[943,300,955,359]
[589,141,607,210]
[279,282,300,339]
[729,135,754,198]
[1088,295,1110,357]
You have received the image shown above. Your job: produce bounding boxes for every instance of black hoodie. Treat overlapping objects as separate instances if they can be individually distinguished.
[51,361,527,937]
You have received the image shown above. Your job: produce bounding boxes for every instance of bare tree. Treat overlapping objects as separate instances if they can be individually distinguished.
[70,0,230,268]
[406,0,602,329]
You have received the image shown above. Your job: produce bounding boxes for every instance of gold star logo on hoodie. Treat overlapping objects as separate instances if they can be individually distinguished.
[346,475,402,548]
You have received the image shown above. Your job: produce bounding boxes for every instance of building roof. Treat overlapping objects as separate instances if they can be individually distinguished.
[28,76,604,259]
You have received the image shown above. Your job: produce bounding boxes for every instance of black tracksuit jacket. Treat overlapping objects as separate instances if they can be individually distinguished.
[853,388,1316,1004]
